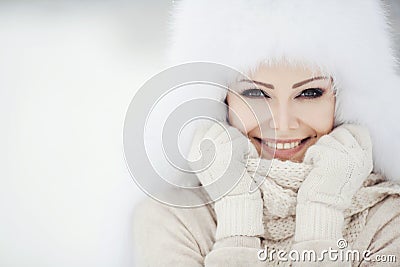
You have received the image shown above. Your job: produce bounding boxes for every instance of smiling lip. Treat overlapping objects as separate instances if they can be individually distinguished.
[260,137,306,143]
[254,136,312,159]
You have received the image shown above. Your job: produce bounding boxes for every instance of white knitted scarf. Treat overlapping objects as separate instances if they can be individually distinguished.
[246,158,400,250]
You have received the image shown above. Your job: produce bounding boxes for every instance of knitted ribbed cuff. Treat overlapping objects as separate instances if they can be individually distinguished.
[295,202,344,242]
[213,236,262,249]
[215,193,264,240]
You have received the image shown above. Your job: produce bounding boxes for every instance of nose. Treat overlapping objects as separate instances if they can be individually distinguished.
[268,103,299,131]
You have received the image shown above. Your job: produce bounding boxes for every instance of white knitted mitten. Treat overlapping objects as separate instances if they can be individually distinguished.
[295,124,373,241]
[188,121,264,240]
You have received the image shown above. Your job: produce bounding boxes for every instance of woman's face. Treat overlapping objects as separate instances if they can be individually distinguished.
[226,63,336,162]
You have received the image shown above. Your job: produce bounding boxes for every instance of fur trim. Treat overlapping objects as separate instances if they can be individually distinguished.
[165,0,400,182]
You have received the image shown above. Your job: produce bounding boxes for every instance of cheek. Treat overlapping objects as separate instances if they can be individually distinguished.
[228,102,258,134]
[227,96,269,134]
[295,99,335,134]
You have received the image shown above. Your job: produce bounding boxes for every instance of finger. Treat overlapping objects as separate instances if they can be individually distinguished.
[339,124,372,151]
[303,142,324,164]
[210,123,240,147]
[227,135,255,164]
[249,137,262,157]
[203,121,229,141]
[244,138,260,158]
[329,125,359,149]
[215,125,251,155]
[316,134,344,148]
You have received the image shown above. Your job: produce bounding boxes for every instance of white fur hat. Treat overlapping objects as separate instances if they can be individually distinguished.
[163,0,400,182]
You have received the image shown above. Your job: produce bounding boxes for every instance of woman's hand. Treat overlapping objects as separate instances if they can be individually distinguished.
[188,121,264,240]
[294,123,373,243]
[297,123,373,210]
[188,121,259,198]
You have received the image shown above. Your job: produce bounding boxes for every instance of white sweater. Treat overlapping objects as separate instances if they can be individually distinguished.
[133,179,400,266]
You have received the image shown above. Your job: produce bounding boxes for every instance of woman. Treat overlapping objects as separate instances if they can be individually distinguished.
[133,0,400,266]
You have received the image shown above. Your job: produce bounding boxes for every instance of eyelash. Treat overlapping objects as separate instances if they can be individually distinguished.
[240,88,325,99]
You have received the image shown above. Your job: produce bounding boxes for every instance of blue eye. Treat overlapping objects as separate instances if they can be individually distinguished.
[297,88,324,99]
[240,89,270,98]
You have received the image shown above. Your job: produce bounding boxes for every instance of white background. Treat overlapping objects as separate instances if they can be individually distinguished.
[1,1,399,266]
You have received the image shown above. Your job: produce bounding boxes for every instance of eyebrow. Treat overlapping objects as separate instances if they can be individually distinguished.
[292,76,331,88]
[239,76,331,89]
[239,79,274,89]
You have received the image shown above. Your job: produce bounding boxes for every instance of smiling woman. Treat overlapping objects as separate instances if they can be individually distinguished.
[133,0,400,266]
[227,62,336,162]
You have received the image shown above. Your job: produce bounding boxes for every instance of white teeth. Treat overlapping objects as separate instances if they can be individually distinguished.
[283,143,291,149]
[267,142,275,148]
[262,140,301,150]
